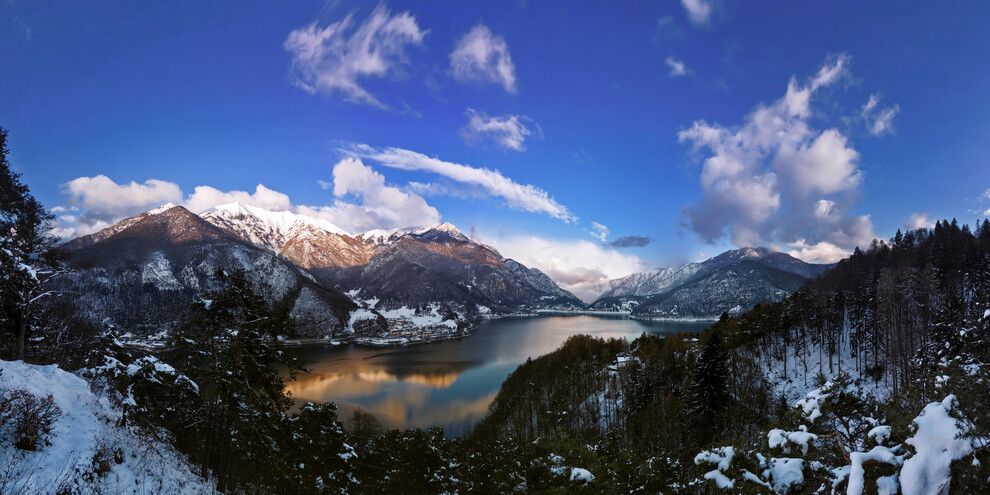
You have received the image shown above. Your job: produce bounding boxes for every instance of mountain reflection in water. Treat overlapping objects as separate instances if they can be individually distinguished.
[286,315,711,436]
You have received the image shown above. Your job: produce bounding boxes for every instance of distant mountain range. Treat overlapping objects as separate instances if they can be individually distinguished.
[57,203,584,339]
[55,202,833,338]
[589,247,833,319]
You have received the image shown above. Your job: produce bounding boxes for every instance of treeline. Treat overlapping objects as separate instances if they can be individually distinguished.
[732,219,990,398]
[473,327,777,470]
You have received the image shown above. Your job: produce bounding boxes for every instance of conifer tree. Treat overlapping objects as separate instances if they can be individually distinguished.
[169,268,304,491]
[689,327,731,443]
[0,127,65,361]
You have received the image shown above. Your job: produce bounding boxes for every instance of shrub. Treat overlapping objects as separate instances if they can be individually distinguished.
[0,388,62,451]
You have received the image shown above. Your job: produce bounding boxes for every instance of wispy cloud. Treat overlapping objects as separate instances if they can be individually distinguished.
[284,6,426,108]
[665,56,689,77]
[587,222,609,242]
[681,0,713,26]
[347,144,577,222]
[449,24,517,93]
[861,94,900,136]
[460,109,540,151]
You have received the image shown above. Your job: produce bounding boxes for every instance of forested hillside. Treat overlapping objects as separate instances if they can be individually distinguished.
[473,219,990,493]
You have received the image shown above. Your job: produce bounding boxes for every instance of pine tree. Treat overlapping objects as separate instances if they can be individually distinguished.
[688,327,731,444]
[168,268,304,491]
[0,127,65,361]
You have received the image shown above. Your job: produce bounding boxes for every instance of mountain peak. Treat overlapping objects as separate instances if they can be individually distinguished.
[201,202,350,252]
[147,202,178,215]
[414,222,469,242]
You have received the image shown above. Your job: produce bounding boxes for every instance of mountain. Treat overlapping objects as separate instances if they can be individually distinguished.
[200,202,585,314]
[58,203,582,339]
[58,205,378,338]
[590,247,833,319]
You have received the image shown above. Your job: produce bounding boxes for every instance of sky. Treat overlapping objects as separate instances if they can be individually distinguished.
[2,1,990,301]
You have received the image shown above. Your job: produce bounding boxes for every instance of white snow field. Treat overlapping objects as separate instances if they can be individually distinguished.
[0,359,215,494]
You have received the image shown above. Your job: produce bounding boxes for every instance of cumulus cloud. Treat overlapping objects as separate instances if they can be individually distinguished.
[681,0,713,26]
[905,213,936,231]
[310,157,441,232]
[347,144,577,222]
[587,222,609,242]
[861,94,900,136]
[482,234,645,302]
[284,6,426,108]
[449,24,517,93]
[54,158,443,238]
[58,175,183,236]
[459,108,540,151]
[185,184,293,214]
[665,56,688,77]
[679,54,876,263]
[785,240,849,264]
[608,235,652,248]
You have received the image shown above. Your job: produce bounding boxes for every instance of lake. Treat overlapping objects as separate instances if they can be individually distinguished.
[285,315,711,436]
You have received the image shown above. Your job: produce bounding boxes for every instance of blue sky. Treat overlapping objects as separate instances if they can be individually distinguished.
[3,1,990,299]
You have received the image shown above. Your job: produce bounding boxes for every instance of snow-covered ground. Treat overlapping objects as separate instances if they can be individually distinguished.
[0,360,215,494]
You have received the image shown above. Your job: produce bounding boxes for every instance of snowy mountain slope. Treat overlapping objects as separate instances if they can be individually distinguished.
[312,225,585,312]
[58,206,377,338]
[201,202,349,252]
[197,204,584,313]
[0,359,215,494]
[592,247,832,319]
[632,260,810,319]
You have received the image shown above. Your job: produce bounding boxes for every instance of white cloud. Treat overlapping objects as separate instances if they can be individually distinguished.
[482,234,644,302]
[785,240,849,264]
[347,144,577,222]
[311,157,440,232]
[587,222,609,242]
[459,109,539,151]
[449,24,517,93]
[905,213,936,231]
[665,56,688,77]
[55,158,442,238]
[681,0,713,26]
[59,175,183,236]
[861,93,900,136]
[773,128,861,195]
[284,6,426,108]
[678,54,876,257]
[184,184,293,214]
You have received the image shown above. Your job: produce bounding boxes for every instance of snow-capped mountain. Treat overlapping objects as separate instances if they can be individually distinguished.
[58,203,583,338]
[591,247,833,319]
[199,205,583,313]
[58,205,375,338]
[201,202,349,252]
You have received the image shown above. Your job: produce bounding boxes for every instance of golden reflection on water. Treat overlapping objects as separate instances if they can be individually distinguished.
[284,316,712,434]
[286,369,462,398]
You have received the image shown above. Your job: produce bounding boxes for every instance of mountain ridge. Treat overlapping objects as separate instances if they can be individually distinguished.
[58,203,584,339]
[592,246,834,319]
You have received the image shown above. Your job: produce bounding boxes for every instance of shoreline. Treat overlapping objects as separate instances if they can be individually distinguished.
[119,312,718,351]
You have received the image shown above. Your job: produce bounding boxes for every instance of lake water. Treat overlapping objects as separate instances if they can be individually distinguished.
[285,315,711,436]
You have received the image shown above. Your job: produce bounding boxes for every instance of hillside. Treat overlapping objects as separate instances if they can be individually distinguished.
[201,202,585,314]
[590,247,832,319]
[57,205,370,339]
